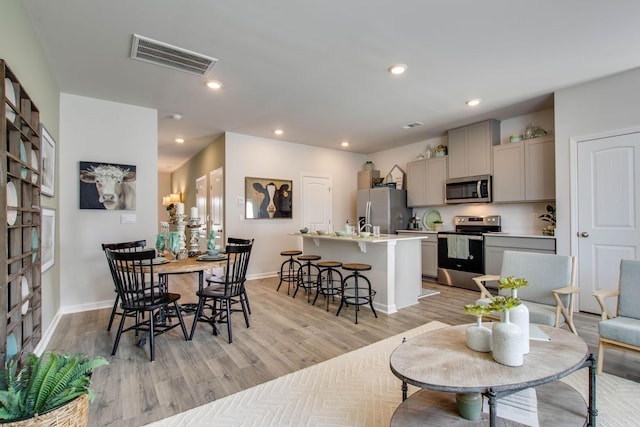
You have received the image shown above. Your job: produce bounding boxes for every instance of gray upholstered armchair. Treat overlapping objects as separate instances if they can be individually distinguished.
[593,259,640,374]
[473,251,579,334]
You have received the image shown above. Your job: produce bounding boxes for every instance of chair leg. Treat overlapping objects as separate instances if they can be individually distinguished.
[240,296,250,328]
[597,338,605,375]
[111,309,128,356]
[243,288,252,314]
[107,294,120,331]
[149,310,155,362]
[226,301,233,344]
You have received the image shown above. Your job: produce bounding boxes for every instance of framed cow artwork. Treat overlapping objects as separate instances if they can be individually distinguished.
[79,161,136,210]
[245,177,292,219]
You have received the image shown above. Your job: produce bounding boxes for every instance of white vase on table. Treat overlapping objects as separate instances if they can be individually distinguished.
[509,288,530,354]
[492,309,523,367]
[466,316,492,352]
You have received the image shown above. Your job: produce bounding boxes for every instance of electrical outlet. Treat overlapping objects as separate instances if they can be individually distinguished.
[120,214,136,224]
[237,196,244,205]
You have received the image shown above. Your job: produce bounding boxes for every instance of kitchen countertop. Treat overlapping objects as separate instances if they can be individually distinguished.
[396,229,437,234]
[294,232,425,242]
[483,232,556,239]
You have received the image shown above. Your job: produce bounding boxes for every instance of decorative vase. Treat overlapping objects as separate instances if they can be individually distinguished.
[455,392,482,420]
[492,309,523,367]
[466,316,492,352]
[510,288,530,354]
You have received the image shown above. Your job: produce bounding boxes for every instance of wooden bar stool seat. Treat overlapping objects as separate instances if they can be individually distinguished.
[337,263,377,324]
[313,261,343,311]
[277,250,303,295]
[294,255,321,302]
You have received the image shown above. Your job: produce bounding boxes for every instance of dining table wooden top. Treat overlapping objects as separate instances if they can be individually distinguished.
[151,255,228,275]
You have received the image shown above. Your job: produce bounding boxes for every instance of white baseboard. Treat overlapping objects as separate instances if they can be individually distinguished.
[247,272,278,280]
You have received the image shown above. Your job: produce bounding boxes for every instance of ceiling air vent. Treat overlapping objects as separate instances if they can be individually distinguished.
[130,34,217,76]
[402,121,424,129]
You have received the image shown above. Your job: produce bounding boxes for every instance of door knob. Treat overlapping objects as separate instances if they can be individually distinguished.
[580,232,589,238]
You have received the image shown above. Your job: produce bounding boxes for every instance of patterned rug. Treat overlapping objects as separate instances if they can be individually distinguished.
[145,321,639,426]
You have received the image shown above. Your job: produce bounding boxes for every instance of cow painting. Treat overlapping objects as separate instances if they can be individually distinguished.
[79,162,136,210]
[245,177,292,219]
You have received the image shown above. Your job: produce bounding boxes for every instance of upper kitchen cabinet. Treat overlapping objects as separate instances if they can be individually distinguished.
[493,136,555,202]
[406,157,447,207]
[447,119,500,179]
[357,169,380,190]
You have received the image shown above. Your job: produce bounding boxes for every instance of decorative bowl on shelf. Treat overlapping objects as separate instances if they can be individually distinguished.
[316,229,327,235]
[299,228,308,234]
[335,231,347,236]
[359,232,371,238]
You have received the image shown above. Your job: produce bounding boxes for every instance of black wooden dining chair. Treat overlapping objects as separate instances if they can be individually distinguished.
[206,237,254,313]
[101,239,146,331]
[190,243,252,343]
[105,248,188,361]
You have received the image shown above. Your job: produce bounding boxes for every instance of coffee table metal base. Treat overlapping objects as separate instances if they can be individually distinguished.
[391,382,586,426]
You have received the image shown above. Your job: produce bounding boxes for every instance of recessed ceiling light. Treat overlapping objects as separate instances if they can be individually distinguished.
[206,80,222,90]
[274,129,284,135]
[175,138,184,144]
[402,121,424,129]
[388,64,407,75]
[466,98,482,107]
[171,113,182,121]
[341,141,350,147]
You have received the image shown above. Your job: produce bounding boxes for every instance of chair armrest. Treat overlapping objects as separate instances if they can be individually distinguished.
[472,275,500,300]
[593,289,620,320]
[552,286,580,295]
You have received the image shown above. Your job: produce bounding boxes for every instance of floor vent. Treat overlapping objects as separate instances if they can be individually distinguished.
[130,34,217,76]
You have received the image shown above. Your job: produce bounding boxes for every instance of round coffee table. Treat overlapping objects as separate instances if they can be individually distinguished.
[389,324,597,426]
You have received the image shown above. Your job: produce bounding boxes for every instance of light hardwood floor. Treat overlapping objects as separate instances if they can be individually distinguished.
[46,275,640,426]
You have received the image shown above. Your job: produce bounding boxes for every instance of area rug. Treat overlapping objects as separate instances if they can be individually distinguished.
[145,321,639,426]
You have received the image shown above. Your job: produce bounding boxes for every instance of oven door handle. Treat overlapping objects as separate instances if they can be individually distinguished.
[438,235,484,241]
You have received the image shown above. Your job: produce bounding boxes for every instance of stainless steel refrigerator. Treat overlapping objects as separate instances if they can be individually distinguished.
[357,187,411,234]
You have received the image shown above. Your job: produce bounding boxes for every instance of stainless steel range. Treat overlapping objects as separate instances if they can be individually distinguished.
[437,215,501,290]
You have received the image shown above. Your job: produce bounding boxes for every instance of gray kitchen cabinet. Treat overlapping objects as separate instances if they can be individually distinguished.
[406,157,447,207]
[397,232,438,278]
[447,119,500,179]
[484,235,556,280]
[421,237,438,278]
[493,136,555,202]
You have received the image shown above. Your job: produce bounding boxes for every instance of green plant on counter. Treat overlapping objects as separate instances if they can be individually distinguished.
[498,276,528,291]
[488,296,521,312]
[0,352,108,421]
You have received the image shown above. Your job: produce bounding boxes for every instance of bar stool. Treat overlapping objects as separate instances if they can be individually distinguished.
[277,250,302,295]
[312,261,343,311]
[337,263,377,324]
[294,255,321,302]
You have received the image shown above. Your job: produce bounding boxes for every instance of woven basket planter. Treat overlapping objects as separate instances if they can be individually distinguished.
[2,394,89,427]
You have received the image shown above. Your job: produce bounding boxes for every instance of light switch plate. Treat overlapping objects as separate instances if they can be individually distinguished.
[237,196,244,205]
[120,214,137,224]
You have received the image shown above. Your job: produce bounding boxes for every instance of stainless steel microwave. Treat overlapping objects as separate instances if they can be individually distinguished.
[445,175,492,204]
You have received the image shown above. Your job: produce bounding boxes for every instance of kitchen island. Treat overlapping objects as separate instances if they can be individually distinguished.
[296,233,424,314]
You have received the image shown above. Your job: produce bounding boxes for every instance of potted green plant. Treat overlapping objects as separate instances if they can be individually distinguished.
[432,220,443,231]
[0,352,108,425]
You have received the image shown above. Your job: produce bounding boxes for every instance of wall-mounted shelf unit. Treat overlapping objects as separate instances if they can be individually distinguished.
[1,59,42,365]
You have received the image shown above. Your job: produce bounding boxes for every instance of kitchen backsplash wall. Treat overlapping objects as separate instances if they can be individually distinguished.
[412,202,553,235]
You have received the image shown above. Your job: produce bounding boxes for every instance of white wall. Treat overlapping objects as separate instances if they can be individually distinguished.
[59,94,158,310]
[224,132,365,277]
[555,67,640,256]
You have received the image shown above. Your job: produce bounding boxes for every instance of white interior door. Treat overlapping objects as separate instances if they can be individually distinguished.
[302,175,331,232]
[575,131,640,313]
[210,167,224,248]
